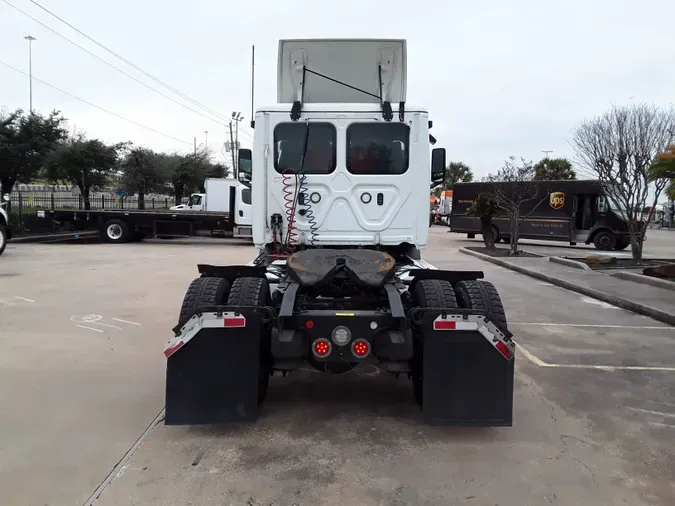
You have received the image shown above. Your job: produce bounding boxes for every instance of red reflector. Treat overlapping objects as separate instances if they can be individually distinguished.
[305,320,315,329]
[313,339,331,357]
[224,317,246,328]
[433,320,456,330]
[495,341,512,359]
[352,340,370,357]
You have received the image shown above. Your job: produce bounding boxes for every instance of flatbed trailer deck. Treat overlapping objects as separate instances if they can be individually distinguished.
[37,208,251,243]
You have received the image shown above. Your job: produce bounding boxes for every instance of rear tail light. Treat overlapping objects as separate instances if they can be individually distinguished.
[351,339,370,358]
[312,338,332,358]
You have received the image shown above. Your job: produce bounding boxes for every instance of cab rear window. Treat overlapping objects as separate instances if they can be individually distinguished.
[347,123,410,175]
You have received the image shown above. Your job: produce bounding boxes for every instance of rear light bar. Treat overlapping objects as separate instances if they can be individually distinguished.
[433,314,515,361]
[164,311,247,358]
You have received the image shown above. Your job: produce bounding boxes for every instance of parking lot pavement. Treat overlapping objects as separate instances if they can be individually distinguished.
[444,224,675,259]
[2,232,674,505]
[0,239,258,506]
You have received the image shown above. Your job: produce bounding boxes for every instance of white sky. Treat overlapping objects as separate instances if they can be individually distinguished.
[1,0,673,179]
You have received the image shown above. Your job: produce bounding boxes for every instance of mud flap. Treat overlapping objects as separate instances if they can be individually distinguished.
[414,309,515,427]
[164,307,268,425]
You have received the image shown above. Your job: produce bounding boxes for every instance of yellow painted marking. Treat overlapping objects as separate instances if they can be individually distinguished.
[515,342,675,372]
[335,312,355,317]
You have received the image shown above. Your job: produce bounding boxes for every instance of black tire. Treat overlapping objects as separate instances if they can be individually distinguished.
[491,224,501,243]
[177,277,231,327]
[593,230,616,251]
[0,225,6,256]
[102,219,131,243]
[454,280,507,331]
[614,238,630,251]
[410,279,458,407]
[226,276,272,405]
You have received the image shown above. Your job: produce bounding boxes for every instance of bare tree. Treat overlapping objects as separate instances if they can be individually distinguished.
[485,156,545,255]
[571,103,675,263]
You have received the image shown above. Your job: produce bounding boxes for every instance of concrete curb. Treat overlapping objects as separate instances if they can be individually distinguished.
[9,230,98,244]
[459,247,675,327]
[611,271,675,292]
[549,256,590,271]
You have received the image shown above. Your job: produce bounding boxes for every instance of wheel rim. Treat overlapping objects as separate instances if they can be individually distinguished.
[599,235,612,249]
[107,224,123,240]
[0,228,5,249]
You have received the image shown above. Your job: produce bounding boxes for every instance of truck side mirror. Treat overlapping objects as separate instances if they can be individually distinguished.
[238,148,252,184]
[2,193,9,202]
[431,148,446,184]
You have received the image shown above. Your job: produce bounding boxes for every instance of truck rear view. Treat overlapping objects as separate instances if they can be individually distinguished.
[164,38,516,426]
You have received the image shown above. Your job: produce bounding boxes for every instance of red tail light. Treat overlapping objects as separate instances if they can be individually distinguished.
[312,338,331,358]
[351,339,370,358]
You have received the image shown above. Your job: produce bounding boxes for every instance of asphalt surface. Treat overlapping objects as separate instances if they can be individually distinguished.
[448,225,675,259]
[0,229,674,505]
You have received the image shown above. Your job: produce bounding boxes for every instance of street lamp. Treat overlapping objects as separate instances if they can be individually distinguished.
[204,130,209,149]
[24,35,36,113]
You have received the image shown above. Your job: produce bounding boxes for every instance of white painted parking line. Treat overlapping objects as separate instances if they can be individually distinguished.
[15,296,35,303]
[515,342,675,372]
[0,299,12,306]
[76,325,104,333]
[626,407,675,418]
[112,318,141,326]
[511,322,675,330]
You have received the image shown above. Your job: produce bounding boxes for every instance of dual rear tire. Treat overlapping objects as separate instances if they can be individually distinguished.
[177,275,271,405]
[410,278,507,406]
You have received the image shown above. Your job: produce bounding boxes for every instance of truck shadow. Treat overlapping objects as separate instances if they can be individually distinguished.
[186,367,506,444]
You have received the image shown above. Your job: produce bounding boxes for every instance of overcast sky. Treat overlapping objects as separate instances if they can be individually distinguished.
[1,0,673,179]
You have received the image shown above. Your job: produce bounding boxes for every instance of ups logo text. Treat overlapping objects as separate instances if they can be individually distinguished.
[549,192,565,210]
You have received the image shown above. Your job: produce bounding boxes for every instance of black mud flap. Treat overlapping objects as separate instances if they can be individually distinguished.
[164,307,269,425]
[413,309,515,427]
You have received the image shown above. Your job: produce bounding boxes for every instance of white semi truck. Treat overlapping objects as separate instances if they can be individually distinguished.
[164,38,515,426]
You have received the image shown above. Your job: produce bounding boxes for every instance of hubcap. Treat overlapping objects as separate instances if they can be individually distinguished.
[107,224,123,240]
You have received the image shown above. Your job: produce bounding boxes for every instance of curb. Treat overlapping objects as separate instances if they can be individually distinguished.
[611,271,675,292]
[9,230,98,244]
[459,247,675,327]
[549,256,590,271]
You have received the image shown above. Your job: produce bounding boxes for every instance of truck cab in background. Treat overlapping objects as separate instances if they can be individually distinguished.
[169,178,252,239]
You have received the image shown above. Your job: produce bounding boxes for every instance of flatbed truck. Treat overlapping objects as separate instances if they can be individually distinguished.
[36,181,253,242]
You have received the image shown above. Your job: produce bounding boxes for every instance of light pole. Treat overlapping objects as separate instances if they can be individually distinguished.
[231,112,243,175]
[541,150,552,159]
[204,130,209,149]
[24,35,36,113]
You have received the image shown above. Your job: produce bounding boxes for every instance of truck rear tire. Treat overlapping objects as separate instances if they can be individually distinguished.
[411,279,458,407]
[0,225,6,256]
[178,277,231,327]
[453,280,507,330]
[593,230,616,250]
[226,276,272,405]
[102,219,131,243]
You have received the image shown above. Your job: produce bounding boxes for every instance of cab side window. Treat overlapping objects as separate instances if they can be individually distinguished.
[597,196,607,212]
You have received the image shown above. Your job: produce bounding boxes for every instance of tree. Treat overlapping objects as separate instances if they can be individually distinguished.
[484,156,545,255]
[120,146,170,209]
[45,135,121,210]
[467,193,499,250]
[0,108,67,194]
[445,161,473,188]
[534,157,576,180]
[170,149,231,201]
[571,103,675,263]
